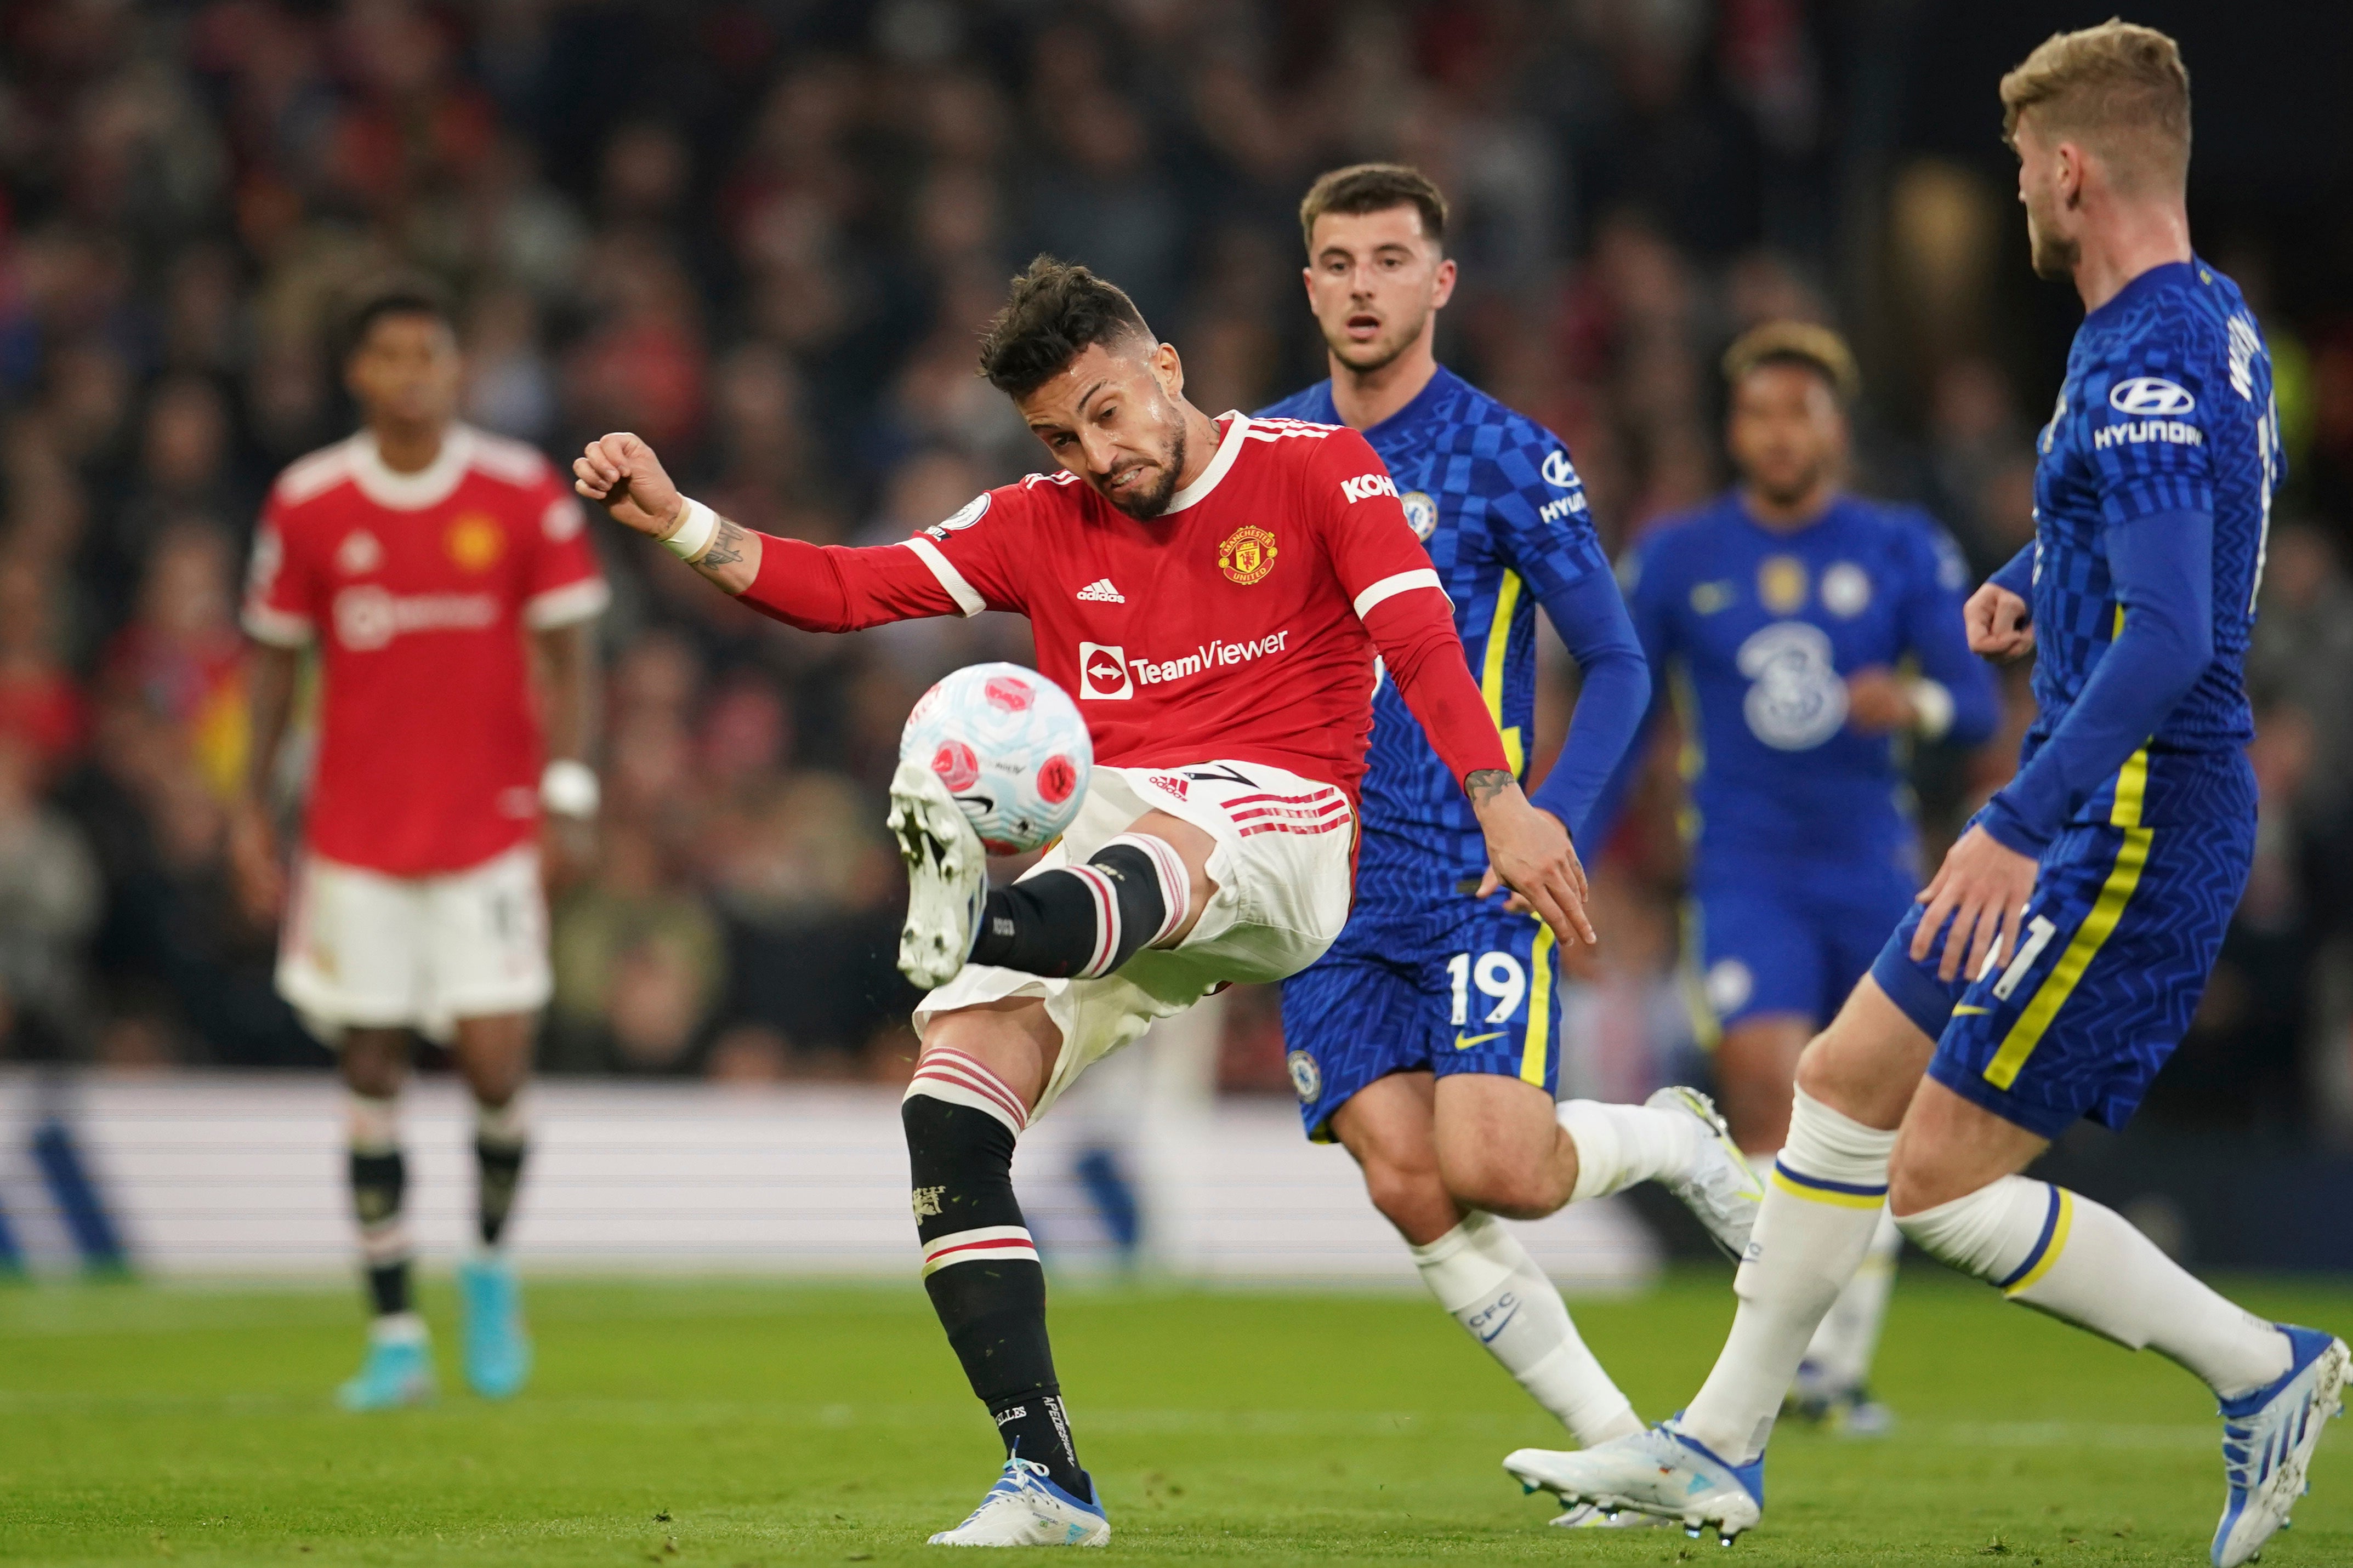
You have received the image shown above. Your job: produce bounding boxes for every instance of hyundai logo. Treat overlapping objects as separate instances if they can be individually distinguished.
[2108,377,2195,417]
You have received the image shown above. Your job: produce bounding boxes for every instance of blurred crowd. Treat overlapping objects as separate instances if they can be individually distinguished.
[0,1,2349,1137]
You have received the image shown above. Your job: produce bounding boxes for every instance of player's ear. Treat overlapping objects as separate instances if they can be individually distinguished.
[1430,256,1458,310]
[2056,141,2085,209]
[1149,339,1185,403]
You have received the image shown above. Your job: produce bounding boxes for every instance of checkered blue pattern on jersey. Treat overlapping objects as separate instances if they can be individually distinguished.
[1257,367,1612,920]
[2024,258,2278,827]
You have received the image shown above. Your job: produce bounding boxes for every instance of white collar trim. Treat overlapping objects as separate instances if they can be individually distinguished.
[1162,412,1248,515]
[350,425,475,511]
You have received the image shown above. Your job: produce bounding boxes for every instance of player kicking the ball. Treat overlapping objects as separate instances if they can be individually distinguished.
[1502,25,2343,1564]
[236,282,607,1409]
[576,255,1592,1547]
[1261,164,1762,1528]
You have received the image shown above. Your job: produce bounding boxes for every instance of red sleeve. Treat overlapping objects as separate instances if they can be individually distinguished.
[739,535,968,631]
[737,483,1035,631]
[521,474,611,630]
[1308,427,1510,786]
[241,492,319,648]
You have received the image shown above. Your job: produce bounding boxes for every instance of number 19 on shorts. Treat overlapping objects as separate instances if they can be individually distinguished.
[1447,950,1527,1025]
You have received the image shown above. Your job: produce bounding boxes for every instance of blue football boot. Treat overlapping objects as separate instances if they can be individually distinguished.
[458,1253,533,1400]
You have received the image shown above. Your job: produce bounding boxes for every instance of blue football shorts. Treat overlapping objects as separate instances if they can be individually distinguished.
[1871,801,2255,1139]
[1280,894,1564,1142]
[1686,858,1917,1038]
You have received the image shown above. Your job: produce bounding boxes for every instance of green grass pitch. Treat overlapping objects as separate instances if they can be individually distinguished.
[1,1268,2345,1565]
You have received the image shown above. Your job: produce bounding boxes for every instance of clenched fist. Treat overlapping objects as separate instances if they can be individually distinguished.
[573,432,684,539]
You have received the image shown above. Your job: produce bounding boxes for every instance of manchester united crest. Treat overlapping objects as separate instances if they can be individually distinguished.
[1218,524,1279,585]
[446,513,505,573]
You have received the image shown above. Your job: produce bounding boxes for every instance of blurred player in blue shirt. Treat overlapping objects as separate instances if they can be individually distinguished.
[1266,167,1762,1498]
[1596,323,1998,1426]
[1502,28,2341,1563]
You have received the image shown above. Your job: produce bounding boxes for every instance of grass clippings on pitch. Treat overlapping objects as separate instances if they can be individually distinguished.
[0,1269,2345,1565]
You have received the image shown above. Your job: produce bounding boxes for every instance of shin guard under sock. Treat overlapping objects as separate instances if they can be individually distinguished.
[969,835,1189,980]
[1898,1177,2291,1399]
[348,1092,412,1318]
[903,1056,1088,1498]
[474,1097,528,1248]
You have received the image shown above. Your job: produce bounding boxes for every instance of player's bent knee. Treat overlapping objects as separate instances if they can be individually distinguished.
[1440,1152,1566,1221]
[1792,981,1929,1131]
[1890,1173,2041,1277]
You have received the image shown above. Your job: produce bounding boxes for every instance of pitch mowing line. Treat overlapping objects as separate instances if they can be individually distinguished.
[0,1387,2227,1450]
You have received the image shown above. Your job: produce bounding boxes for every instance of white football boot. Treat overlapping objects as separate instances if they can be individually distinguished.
[929,1458,1110,1547]
[1549,1502,1669,1529]
[1506,1418,1765,1544]
[2211,1325,2348,1567]
[1645,1087,1765,1259]
[889,756,990,989]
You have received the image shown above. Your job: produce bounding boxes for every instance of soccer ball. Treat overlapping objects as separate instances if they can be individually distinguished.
[900,662,1091,854]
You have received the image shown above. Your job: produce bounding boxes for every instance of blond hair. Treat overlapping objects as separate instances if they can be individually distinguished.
[1723,321,1860,406]
[1999,19,2190,193]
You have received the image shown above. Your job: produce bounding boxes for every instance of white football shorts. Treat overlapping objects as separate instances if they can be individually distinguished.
[915,760,1354,1122]
[277,841,552,1042]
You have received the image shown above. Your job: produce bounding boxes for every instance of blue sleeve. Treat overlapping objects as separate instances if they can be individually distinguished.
[1526,570,1650,844]
[1575,546,1672,851]
[1980,507,2214,854]
[1902,523,1999,747]
[1990,542,2036,601]
[1485,430,1651,845]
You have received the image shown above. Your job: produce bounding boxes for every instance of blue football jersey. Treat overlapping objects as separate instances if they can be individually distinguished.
[1255,367,1615,908]
[1617,492,1996,874]
[2019,258,2278,826]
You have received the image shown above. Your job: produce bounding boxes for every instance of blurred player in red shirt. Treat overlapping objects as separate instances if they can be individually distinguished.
[234,283,606,1410]
[576,256,1590,1545]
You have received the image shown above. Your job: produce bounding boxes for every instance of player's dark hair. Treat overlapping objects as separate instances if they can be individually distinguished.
[339,277,454,363]
[1722,320,1861,406]
[976,256,1155,399]
[1298,163,1448,255]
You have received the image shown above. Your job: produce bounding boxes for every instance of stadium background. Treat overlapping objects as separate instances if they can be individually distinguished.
[0,0,2349,1275]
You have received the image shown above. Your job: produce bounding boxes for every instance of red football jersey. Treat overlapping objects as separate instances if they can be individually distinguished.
[738,413,1507,804]
[243,425,609,875]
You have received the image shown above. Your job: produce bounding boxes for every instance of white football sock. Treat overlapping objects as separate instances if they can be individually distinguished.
[1411,1211,1641,1445]
[1558,1099,1702,1202]
[1801,1206,1903,1393]
[1679,1089,1897,1463]
[1896,1177,2290,1399]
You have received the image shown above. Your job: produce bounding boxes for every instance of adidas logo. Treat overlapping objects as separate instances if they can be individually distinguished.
[1075,578,1126,603]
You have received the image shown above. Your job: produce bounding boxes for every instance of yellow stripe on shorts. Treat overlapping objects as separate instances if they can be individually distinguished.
[1481,571,1526,776]
[1983,823,2152,1091]
[1678,898,1721,1051]
[1521,922,1556,1086]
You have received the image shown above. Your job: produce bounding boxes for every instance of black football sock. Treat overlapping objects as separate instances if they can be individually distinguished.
[903,1081,1089,1500]
[967,835,1186,980]
[348,1092,412,1319]
[474,1098,529,1248]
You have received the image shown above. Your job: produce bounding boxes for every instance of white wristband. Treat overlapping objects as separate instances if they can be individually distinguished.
[541,759,600,819]
[662,497,720,562]
[1906,677,1956,742]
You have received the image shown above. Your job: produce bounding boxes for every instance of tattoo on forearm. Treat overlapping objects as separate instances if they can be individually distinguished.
[700,520,747,569]
[1466,768,1515,806]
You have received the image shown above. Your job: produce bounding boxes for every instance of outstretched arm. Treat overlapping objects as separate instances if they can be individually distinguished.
[573,431,971,630]
[573,431,762,590]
